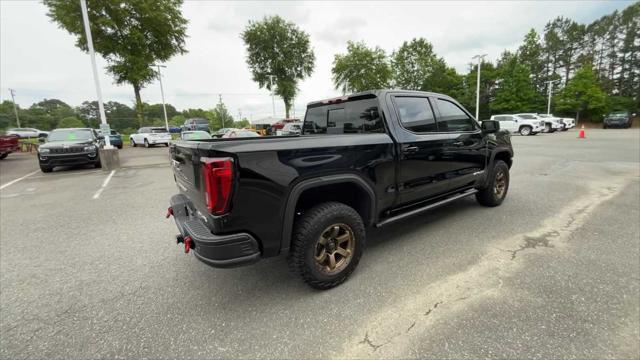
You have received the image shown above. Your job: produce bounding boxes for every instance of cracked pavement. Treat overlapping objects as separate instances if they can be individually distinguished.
[1,130,639,359]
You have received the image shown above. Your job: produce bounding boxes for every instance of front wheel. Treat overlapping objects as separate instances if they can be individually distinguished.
[130,139,136,147]
[519,126,532,136]
[288,202,366,290]
[476,160,510,207]
[144,139,150,148]
[0,153,8,160]
[40,165,52,173]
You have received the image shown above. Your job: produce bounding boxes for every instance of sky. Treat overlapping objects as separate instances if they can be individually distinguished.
[0,0,633,122]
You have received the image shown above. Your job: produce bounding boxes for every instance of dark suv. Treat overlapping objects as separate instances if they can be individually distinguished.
[181,118,210,133]
[603,111,635,129]
[38,128,103,173]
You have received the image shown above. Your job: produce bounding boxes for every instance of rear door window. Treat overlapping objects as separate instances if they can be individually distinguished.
[394,97,437,133]
[435,99,476,132]
[303,98,384,134]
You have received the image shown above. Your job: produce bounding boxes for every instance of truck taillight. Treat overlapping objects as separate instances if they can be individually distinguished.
[201,157,234,215]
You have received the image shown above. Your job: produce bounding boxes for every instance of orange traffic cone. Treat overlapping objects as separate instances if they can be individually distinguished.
[578,125,585,139]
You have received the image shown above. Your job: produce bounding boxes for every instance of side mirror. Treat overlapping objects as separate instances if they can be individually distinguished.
[481,120,500,133]
[38,137,45,143]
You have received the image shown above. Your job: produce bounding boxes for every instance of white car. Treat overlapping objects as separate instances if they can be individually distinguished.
[6,127,49,138]
[490,115,545,136]
[538,114,571,131]
[539,114,575,130]
[515,113,562,133]
[129,127,172,148]
[282,122,302,135]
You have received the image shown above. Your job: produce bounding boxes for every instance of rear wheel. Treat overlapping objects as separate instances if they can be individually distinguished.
[519,126,532,136]
[0,153,8,160]
[476,160,509,207]
[288,202,365,290]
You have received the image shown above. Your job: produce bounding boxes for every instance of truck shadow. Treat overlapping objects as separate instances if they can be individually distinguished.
[193,197,482,301]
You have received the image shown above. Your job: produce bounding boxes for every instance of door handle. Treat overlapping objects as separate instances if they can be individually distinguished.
[402,145,419,154]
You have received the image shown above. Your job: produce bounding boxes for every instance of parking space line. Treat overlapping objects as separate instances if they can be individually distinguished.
[92,170,116,199]
[0,170,39,190]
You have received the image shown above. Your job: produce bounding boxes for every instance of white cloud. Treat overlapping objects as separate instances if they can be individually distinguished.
[0,0,633,121]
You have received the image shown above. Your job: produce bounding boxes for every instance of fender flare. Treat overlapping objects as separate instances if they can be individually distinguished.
[280,174,376,253]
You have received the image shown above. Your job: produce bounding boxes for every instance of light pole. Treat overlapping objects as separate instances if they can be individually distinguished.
[545,79,561,115]
[152,64,169,131]
[218,94,225,128]
[268,75,276,118]
[472,54,487,120]
[8,88,20,128]
[80,0,111,148]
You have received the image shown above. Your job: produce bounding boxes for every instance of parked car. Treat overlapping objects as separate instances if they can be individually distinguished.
[37,128,103,173]
[271,118,300,133]
[515,113,562,133]
[221,129,261,138]
[181,118,210,133]
[181,130,212,141]
[560,117,575,129]
[282,122,302,135]
[213,128,234,138]
[0,134,20,159]
[6,128,49,138]
[537,114,568,131]
[603,111,635,129]
[167,90,513,289]
[489,114,545,136]
[129,127,171,147]
[97,130,123,149]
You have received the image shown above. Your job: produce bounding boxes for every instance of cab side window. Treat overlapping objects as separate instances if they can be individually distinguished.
[435,99,476,132]
[395,97,437,133]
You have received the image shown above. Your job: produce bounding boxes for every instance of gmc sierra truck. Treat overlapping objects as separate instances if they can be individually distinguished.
[167,90,513,289]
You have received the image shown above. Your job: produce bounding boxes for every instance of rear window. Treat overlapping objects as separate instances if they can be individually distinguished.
[303,98,384,135]
[151,128,168,133]
[194,119,208,124]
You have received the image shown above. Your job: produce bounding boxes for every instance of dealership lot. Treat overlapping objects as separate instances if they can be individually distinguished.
[1,130,639,359]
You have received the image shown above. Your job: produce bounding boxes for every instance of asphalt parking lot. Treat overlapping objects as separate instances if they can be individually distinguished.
[1,129,639,359]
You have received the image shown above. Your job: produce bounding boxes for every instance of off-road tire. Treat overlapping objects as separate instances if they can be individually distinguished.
[476,160,509,207]
[40,166,52,173]
[288,202,366,290]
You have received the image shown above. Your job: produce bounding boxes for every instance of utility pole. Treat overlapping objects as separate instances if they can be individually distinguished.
[218,94,224,128]
[545,79,561,115]
[80,0,111,148]
[472,54,487,120]
[8,88,20,128]
[152,64,169,131]
[268,75,276,118]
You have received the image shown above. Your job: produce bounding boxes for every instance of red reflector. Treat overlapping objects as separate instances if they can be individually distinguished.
[201,157,234,215]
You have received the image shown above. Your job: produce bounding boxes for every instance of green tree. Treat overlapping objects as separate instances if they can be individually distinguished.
[211,101,234,130]
[241,15,315,118]
[332,41,392,94]
[554,63,607,121]
[43,0,188,125]
[58,116,85,128]
[492,52,540,113]
[518,29,546,93]
[391,38,440,90]
[77,100,137,131]
[459,61,497,119]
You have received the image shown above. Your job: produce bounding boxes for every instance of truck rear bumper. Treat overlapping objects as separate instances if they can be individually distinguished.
[169,194,261,268]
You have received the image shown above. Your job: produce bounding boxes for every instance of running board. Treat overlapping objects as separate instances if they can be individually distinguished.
[375,189,478,228]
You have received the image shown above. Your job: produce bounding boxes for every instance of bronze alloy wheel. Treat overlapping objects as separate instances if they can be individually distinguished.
[494,170,507,198]
[314,224,355,275]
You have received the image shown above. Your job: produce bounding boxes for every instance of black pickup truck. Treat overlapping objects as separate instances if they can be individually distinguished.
[167,90,513,289]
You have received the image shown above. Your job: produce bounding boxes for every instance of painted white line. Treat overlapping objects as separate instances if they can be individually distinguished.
[0,170,39,191]
[92,170,116,199]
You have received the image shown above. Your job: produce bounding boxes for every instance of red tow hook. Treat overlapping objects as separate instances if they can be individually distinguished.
[166,207,174,219]
[184,236,193,254]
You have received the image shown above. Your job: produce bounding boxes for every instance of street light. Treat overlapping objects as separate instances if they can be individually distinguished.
[79,0,111,148]
[8,88,20,128]
[152,64,169,131]
[545,79,561,115]
[267,74,276,118]
[472,54,487,120]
